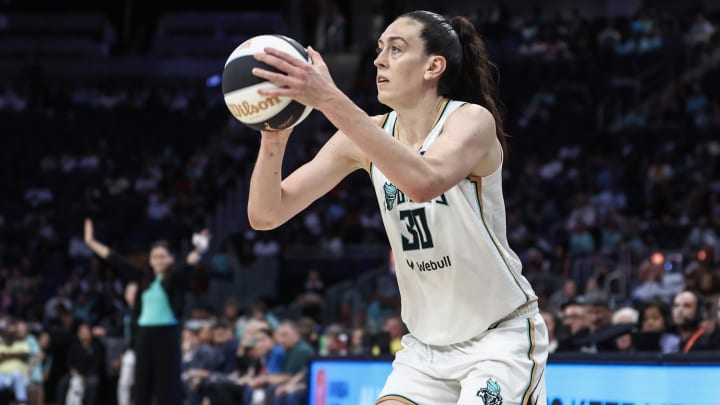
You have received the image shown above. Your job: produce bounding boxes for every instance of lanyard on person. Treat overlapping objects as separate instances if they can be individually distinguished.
[682,327,705,353]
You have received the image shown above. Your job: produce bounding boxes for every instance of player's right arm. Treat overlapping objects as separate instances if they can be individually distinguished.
[247,121,373,230]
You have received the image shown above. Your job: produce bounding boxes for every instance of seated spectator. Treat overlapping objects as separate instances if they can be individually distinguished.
[611,307,639,352]
[212,322,239,374]
[635,300,680,353]
[14,321,43,405]
[181,327,219,405]
[252,321,316,404]
[556,299,589,352]
[548,279,579,312]
[348,327,371,356]
[56,323,104,405]
[563,293,617,353]
[204,327,284,405]
[672,290,716,352]
[380,315,406,356]
[319,324,348,356]
[631,259,664,303]
[0,319,30,405]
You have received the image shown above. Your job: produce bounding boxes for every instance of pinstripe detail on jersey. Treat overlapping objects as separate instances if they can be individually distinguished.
[368,114,392,174]
[521,318,538,405]
[468,175,530,302]
[376,394,420,405]
[433,98,451,129]
[379,113,390,129]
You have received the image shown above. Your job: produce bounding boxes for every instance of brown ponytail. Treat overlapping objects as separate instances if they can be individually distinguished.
[402,11,507,153]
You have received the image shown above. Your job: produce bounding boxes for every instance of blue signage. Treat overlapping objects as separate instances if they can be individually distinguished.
[309,359,720,405]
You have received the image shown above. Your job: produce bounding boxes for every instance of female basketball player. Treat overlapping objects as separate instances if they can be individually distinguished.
[250,10,548,404]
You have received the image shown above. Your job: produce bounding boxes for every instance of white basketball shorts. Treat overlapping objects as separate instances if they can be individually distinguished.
[377,310,548,405]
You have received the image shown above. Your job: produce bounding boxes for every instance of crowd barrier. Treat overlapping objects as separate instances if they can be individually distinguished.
[308,352,720,405]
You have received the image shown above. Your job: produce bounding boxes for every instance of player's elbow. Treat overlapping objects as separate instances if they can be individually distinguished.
[402,187,436,204]
[248,212,281,231]
[402,181,444,203]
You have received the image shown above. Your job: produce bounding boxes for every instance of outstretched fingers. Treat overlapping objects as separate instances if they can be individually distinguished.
[306,46,327,68]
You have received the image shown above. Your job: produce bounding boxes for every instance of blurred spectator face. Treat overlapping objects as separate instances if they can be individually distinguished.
[15,321,28,339]
[562,303,587,334]
[124,282,138,307]
[149,246,174,275]
[78,324,92,345]
[587,304,612,333]
[274,324,299,350]
[673,291,699,328]
[198,325,213,344]
[641,305,665,332]
[39,332,51,349]
[213,326,232,345]
[223,301,239,320]
[251,330,274,358]
[351,328,365,348]
[251,302,267,320]
[323,328,342,355]
[563,280,577,298]
[182,329,199,352]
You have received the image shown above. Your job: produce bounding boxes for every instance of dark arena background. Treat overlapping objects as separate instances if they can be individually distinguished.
[1,0,719,404]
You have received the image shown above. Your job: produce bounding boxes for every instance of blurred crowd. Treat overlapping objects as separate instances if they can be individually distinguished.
[0,4,719,405]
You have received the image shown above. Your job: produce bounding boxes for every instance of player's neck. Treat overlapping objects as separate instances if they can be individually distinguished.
[394,95,446,149]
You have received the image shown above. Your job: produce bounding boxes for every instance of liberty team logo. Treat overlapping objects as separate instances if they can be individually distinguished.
[383,182,398,210]
[477,379,502,405]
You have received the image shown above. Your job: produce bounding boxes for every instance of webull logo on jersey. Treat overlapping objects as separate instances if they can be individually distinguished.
[406,256,451,272]
[382,182,448,210]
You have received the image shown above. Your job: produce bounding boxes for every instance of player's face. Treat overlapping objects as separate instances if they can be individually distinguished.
[374,17,432,106]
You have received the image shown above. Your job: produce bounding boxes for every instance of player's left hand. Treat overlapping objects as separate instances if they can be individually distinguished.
[252,46,339,111]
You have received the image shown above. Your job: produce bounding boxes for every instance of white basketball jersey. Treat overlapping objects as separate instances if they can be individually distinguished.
[371,100,537,345]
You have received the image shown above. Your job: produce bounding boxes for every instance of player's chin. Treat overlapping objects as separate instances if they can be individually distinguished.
[376,90,392,105]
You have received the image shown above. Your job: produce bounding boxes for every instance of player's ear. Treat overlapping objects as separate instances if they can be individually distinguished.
[424,55,446,80]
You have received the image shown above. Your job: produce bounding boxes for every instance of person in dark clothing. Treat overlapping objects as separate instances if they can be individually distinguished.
[672,290,716,352]
[83,218,208,405]
[56,323,105,405]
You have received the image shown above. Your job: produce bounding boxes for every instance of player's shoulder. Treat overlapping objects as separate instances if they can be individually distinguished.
[451,102,493,121]
[445,102,495,133]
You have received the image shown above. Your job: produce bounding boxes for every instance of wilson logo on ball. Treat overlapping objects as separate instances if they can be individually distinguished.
[222,35,313,131]
[226,96,283,119]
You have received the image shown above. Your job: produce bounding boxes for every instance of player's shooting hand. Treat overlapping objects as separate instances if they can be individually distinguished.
[252,46,338,111]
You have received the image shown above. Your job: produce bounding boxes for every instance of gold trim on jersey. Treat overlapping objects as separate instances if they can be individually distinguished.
[467,174,531,302]
[376,394,420,405]
[392,98,450,144]
[521,317,538,405]
[368,113,392,173]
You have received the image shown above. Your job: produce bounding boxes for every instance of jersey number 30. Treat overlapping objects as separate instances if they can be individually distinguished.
[400,208,434,251]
